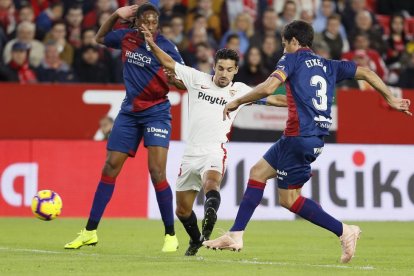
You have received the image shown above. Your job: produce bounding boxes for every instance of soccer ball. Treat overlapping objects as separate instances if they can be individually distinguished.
[31,190,63,221]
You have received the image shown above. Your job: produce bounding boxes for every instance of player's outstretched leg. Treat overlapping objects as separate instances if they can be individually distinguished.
[287,194,361,263]
[201,190,221,241]
[64,174,116,249]
[203,179,266,251]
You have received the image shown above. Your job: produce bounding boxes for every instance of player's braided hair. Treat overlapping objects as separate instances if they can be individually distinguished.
[214,48,240,67]
[282,20,314,47]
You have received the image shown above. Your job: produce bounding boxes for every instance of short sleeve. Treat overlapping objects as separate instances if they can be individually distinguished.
[332,60,357,82]
[174,63,198,88]
[103,29,131,49]
[269,53,295,83]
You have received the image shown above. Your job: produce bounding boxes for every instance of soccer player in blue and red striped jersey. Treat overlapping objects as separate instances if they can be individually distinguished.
[203,20,412,263]
[64,3,185,252]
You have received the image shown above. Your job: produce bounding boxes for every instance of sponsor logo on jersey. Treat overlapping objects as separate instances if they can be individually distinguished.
[314,115,332,129]
[125,50,152,67]
[198,91,228,106]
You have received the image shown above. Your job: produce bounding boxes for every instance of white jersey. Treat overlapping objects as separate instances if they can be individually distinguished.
[175,63,252,155]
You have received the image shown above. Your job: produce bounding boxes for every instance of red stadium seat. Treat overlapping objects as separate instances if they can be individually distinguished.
[376,14,390,36]
[366,0,377,12]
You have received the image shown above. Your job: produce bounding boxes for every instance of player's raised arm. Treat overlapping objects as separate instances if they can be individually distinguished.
[95,5,138,44]
[141,24,176,72]
[355,66,412,116]
[223,76,283,120]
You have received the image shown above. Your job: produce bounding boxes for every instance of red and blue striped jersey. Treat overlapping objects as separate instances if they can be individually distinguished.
[271,48,357,136]
[104,29,184,117]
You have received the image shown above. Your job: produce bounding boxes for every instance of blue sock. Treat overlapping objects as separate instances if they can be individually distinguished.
[230,179,266,231]
[290,196,343,236]
[86,175,115,230]
[154,180,175,235]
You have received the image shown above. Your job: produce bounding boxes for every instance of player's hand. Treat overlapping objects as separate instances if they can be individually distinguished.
[140,24,154,44]
[116,5,138,20]
[223,101,240,121]
[389,97,412,116]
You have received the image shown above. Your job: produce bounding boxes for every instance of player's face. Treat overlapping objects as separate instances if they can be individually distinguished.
[213,59,238,88]
[282,37,300,53]
[137,11,159,34]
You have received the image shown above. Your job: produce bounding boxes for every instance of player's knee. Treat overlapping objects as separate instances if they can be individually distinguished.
[149,166,166,184]
[279,195,294,209]
[249,165,263,181]
[203,179,219,192]
[175,205,191,218]
[102,160,121,177]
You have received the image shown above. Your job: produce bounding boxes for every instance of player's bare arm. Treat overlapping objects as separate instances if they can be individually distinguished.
[164,68,186,90]
[95,5,138,44]
[140,24,176,72]
[264,95,288,107]
[223,76,283,120]
[355,66,412,116]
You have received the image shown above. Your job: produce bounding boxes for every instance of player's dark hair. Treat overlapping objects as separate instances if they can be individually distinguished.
[214,48,239,67]
[136,2,160,18]
[282,20,314,47]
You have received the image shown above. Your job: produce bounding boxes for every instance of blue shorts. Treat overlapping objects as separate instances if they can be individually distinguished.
[107,112,171,157]
[263,135,324,189]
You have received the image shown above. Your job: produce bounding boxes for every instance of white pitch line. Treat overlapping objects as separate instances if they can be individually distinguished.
[0,247,375,270]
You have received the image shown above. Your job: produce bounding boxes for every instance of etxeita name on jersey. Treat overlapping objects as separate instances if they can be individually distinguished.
[198,92,227,105]
[125,50,151,67]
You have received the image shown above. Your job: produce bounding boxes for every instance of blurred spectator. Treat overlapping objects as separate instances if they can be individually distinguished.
[73,28,122,83]
[313,0,347,39]
[65,5,84,49]
[220,0,258,36]
[250,8,281,48]
[5,42,37,83]
[320,14,349,60]
[186,0,221,41]
[219,12,254,55]
[159,0,186,24]
[44,20,74,65]
[398,52,414,88]
[234,46,269,86]
[160,21,174,41]
[341,0,377,34]
[35,2,64,40]
[386,13,409,65]
[300,9,315,24]
[36,41,74,83]
[342,32,388,81]
[192,42,214,74]
[348,10,386,55]
[261,34,283,73]
[3,21,44,67]
[278,0,298,26]
[312,39,331,59]
[170,14,185,50]
[181,26,217,65]
[83,0,115,29]
[98,116,114,140]
[97,11,112,29]
[187,13,218,48]
[17,5,35,23]
[74,44,111,83]
[0,0,16,36]
[225,33,241,55]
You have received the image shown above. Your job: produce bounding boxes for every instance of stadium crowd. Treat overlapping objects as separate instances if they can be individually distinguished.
[0,0,414,88]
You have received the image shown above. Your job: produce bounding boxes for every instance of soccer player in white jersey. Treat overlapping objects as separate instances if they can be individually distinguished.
[140,25,288,256]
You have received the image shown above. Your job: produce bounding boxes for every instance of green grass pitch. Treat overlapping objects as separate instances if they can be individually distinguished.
[0,218,413,275]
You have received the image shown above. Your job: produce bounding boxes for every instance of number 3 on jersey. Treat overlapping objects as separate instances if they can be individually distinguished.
[310,75,327,111]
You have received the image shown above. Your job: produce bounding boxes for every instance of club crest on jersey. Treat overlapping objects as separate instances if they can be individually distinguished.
[229,89,236,96]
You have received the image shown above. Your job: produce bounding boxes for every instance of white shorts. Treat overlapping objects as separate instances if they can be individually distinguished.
[176,151,227,192]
